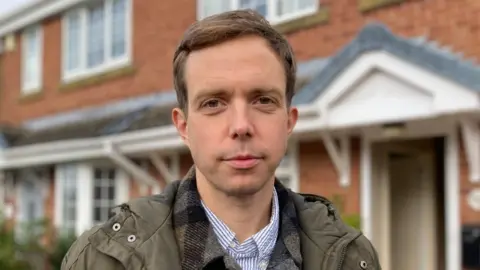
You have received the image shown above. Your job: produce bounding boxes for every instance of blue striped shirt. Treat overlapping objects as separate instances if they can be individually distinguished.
[201,189,280,270]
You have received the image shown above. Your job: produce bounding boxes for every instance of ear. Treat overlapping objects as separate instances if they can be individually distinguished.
[172,108,189,147]
[287,106,298,135]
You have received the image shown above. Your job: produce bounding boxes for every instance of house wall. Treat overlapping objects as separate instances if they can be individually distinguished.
[298,139,361,215]
[1,0,479,124]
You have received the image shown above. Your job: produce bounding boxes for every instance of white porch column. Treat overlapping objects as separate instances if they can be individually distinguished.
[360,136,373,240]
[445,128,461,270]
[76,163,93,237]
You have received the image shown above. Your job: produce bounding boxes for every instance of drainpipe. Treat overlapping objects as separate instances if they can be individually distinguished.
[103,140,157,187]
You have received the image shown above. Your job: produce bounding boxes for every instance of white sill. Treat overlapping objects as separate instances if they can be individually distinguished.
[62,57,131,84]
[21,85,42,96]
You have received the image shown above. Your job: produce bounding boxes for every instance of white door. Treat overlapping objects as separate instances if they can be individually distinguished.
[371,141,440,270]
[389,153,438,270]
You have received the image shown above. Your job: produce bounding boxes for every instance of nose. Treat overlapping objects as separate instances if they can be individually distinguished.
[228,101,253,139]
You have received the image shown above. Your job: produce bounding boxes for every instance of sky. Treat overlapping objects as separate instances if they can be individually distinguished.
[0,0,35,18]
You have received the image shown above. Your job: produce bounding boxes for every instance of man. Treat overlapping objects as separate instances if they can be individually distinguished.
[61,10,381,270]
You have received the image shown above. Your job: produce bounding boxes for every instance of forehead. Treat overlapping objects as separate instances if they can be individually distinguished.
[183,36,286,98]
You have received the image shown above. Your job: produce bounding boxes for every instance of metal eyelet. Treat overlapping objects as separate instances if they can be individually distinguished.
[359,260,368,269]
[112,223,121,232]
[127,235,136,243]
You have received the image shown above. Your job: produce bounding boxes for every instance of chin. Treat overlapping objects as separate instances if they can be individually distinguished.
[217,174,270,197]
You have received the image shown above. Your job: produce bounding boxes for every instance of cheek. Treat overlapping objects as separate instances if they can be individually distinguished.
[187,119,217,146]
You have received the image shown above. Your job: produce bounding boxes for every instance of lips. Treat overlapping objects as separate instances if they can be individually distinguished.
[224,154,262,169]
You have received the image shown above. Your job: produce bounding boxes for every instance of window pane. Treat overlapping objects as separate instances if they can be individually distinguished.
[66,12,81,71]
[93,207,101,222]
[60,165,77,230]
[23,28,40,89]
[94,186,102,200]
[201,0,231,18]
[111,0,127,58]
[298,0,316,10]
[87,4,105,68]
[277,0,316,16]
[276,0,295,16]
[239,0,267,17]
[108,169,116,181]
[94,168,103,180]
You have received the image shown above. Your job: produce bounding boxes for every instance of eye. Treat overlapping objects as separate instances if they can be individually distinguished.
[202,99,222,108]
[255,96,275,105]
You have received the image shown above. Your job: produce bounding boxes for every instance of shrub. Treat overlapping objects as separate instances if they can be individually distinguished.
[331,194,362,230]
[0,213,76,270]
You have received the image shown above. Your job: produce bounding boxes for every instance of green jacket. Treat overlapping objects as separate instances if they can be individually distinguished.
[61,176,381,270]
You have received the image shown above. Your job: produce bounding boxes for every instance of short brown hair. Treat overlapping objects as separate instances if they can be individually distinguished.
[173,9,297,112]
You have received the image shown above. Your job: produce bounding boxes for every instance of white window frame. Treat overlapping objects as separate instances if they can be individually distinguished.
[275,140,300,192]
[61,0,132,83]
[21,25,43,94]
[55,163,129,237]
[197,0,319,25]
[54,164,77,236]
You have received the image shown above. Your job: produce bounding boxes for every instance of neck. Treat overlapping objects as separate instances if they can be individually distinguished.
[197,170,274,243]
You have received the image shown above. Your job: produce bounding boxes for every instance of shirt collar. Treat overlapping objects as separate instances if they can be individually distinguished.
[201,187,280,257]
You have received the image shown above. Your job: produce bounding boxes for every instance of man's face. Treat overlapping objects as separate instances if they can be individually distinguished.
[173,35,298,196]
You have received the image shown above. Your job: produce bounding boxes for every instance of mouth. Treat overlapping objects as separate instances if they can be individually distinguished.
[223,154,263,169]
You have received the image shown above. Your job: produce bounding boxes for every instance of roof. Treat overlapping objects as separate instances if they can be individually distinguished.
[9,105,173,147]
[293,22,480,105]
[3,22,480,147]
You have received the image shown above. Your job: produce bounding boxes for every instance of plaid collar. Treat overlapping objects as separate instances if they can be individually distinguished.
[172,172,302,270]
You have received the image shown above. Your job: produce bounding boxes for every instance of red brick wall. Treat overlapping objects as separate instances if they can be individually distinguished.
[298,139,361,215]
[1,0,480,124]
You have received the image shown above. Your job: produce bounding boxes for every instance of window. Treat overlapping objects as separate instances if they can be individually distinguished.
[58,165,77,236]
[63,0,130,81]
[198,0,318,24]
[92,167,117,224]
[21,26,42,94]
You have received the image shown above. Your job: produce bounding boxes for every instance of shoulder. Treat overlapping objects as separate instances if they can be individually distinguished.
[291,191,381,268]
[62,182,181,270]
[343,234,382,269]
[61,226,123,270]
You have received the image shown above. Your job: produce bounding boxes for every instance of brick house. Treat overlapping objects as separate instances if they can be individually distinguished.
[0,0,479,269]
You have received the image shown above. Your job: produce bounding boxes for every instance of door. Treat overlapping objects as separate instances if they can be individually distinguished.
[371,139,442,270]
[389,152,438,270]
